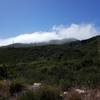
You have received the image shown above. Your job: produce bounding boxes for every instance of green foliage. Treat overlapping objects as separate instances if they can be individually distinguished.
[59,79,72,90]
[0,36,100,88]
[19,91,38,100]
[0,65,7,79]
[40,85,61,100]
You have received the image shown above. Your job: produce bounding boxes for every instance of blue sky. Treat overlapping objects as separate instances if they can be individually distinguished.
[0,0,100,46]
[0,0,100,37]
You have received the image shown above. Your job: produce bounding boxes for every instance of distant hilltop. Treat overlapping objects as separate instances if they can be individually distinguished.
[2,38,78,48]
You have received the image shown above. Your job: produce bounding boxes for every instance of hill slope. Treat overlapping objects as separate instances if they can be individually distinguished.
[0,36,100,87]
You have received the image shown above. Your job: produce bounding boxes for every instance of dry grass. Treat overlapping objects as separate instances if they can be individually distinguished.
[64,88,100,100]
[1,80,100,100]
[0,80,10,97]
[67,92,82,100]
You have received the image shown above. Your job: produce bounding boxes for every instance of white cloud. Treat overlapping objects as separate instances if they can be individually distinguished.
[0,23,99,46]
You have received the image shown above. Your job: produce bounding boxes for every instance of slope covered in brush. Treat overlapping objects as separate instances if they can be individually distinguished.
[0,36,100,88]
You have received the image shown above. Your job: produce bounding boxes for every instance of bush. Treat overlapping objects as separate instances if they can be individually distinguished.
[59,79,72,90]
[68,92,82,100]
[19,85,62,100]
[40,85,61,100]
[19,91,38,100]
[9,79,24,95]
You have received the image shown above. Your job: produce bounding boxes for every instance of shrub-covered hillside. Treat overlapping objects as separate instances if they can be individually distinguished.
[0,36,100,88]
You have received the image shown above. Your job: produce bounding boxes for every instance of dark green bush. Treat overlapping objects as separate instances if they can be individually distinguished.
[19,91,38,100]
[40,85,61,100]
[9,79,24,95]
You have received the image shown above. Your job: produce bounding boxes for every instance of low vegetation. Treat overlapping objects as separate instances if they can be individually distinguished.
[0,36,100,99]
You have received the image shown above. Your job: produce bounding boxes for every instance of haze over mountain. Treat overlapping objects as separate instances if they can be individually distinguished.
[0,24,99,47]
[3,38,78,48]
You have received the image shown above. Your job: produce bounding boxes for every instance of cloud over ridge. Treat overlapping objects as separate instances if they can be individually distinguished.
[0,23,99,46]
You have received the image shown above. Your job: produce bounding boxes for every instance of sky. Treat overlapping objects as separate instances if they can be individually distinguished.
[0,0,100,46]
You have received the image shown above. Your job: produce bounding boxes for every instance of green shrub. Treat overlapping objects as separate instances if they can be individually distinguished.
[19,91,38,100]
[40,85,61,100]
[59,79,72,90]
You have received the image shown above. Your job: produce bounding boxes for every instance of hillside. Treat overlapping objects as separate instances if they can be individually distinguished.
[0,36,100,88]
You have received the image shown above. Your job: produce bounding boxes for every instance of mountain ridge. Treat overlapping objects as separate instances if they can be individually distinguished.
[1,38,78,48]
